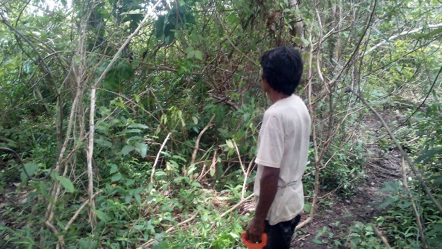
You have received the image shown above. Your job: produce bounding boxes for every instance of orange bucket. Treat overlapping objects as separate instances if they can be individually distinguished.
[241,232,267,249]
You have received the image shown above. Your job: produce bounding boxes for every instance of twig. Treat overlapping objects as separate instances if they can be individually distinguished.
[232,139,246,175]
[196,150,217,182]
[401,158,427,248]
[137,212,198,249]
[150,133,171,184]
[210,194,254,231]
[44,220,65,249]
[241,157,255,201]
[371,225,391,249]
[189,115,215,177]
[64,190,103,231]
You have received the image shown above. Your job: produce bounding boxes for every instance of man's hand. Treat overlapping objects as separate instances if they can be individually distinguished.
[245,217,265,243]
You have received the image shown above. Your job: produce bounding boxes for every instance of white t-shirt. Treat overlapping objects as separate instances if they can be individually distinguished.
[254,94,311,225]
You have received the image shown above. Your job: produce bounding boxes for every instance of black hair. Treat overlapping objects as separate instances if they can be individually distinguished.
[260,46,303,95]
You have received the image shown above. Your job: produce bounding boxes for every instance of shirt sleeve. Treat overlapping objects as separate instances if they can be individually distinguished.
[255,112,284,168]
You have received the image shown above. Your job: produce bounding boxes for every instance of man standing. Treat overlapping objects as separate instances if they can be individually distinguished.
[245,46,311,248]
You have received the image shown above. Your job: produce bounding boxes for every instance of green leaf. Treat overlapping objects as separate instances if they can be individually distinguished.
[380,181,401,193]
[56,176,75,193]
[125,194,133,203]
[109,164,118,174]
[113,101,126,110]
[20,162,40,180]
[134,193,141,203]
[193,50,203,60]
[226,139,234,149]
[127,136,143,143]
[134,225,144,230]
[122,145,134,155]
[192,116,198,125]
[125,129,142,133]
[136,142,148,158]
[95,138,112,148]
[312,239,323,244]
[128,123,149,129]
[415,148,442,164]
[111,173,122,182]
[94,209,110,222]
[229,232,240,239]
[304,202,311,212]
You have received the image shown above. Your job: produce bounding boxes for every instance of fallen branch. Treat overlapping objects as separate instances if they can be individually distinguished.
[137,212,198,249]
[219,193,254,220]
[209,194,254,231]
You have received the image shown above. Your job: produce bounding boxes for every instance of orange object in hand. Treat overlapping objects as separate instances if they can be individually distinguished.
[241,232,267,249]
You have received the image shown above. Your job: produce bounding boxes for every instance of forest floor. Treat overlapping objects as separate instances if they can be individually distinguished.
[290,112,404,248]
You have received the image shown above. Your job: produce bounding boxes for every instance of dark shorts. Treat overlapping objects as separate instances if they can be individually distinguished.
[264,214,301,249]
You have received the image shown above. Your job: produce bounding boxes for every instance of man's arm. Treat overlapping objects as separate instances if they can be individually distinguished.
[246,166,280,243]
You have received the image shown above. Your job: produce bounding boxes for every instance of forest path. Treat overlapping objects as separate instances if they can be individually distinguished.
[291,111,405,248]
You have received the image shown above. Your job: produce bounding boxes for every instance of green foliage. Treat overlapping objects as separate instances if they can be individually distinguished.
[154,3,195,45]
[1,0,442,248]
[346,222,384,249]
[320,139,367,196]
[376,180,442,248]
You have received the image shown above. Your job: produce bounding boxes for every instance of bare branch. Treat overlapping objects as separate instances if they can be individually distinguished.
[363,23,442,56]
[150,133,172,184]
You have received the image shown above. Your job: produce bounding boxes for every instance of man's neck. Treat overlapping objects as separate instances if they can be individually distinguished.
[269,90,290,104]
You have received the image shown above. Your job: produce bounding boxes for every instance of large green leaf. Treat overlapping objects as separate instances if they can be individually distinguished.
[56,176,75,193]
[122,145,134,155]
[135,142,148,158]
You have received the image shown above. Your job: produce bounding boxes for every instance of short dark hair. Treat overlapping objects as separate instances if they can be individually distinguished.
[260,46,303,95]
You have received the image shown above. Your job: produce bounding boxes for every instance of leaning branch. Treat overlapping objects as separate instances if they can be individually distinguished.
[190,114,215,173]
[137,212,198,249]
[64,190,103,232]
[363,23,442,56]
[372,225,392,249]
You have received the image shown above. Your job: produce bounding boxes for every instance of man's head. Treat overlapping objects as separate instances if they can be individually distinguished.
[260,46,303,95]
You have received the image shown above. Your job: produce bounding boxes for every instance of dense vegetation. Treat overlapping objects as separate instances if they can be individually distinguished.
[0,0,441,248]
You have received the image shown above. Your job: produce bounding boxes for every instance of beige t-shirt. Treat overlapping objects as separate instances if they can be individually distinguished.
[254,94,311,225]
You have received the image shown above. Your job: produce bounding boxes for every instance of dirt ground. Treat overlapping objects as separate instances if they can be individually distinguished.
[290,114,404,248]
